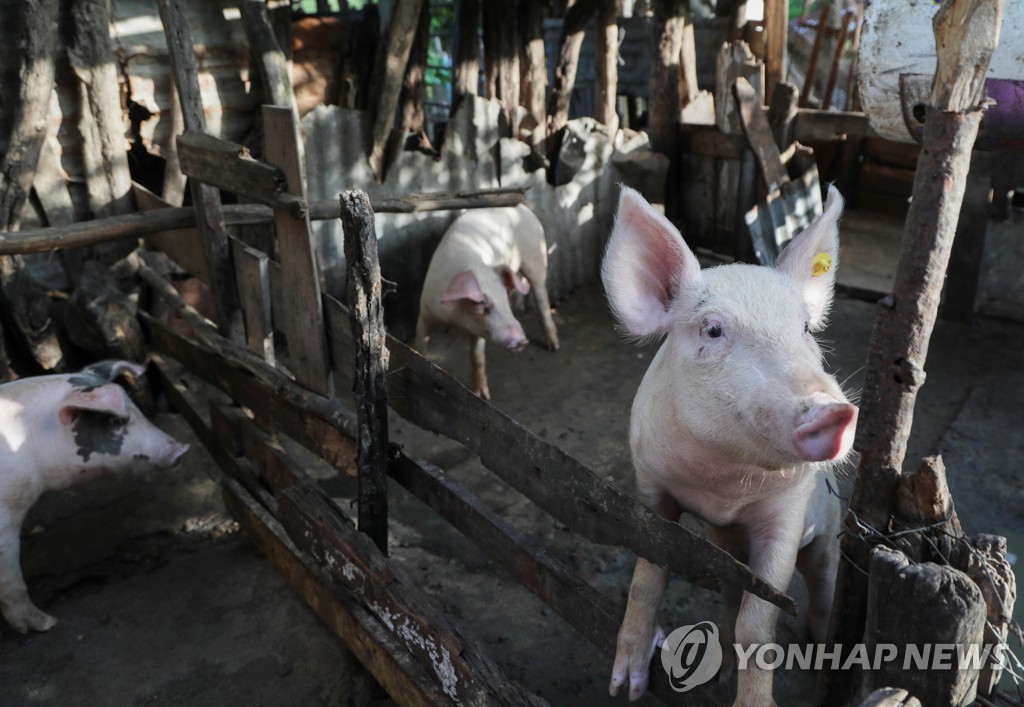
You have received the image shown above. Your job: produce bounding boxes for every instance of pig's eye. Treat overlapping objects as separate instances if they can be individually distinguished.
[804,321,810,334]
[707,324,723,338]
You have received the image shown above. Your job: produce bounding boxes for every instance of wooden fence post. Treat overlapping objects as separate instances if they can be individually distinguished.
[157,0,245,344]
[341,190,389,553]
[818,1,1006,703]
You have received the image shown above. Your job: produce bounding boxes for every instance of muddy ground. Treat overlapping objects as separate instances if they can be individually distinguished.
[1,272,1022,705]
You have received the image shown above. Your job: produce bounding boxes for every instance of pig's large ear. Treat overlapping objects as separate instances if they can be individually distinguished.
[440,270,486,307]
[58,384,129,425]
[84,360,147,383]
[601,186,701,338]
[496,265,530,295]
[775,185,844,330]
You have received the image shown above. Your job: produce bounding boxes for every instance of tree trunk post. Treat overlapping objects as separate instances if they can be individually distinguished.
[595,0,620,135]
[451,0,480,113]
[547,0,600,139]
[818,1,1006,703]
[519,0,548,145]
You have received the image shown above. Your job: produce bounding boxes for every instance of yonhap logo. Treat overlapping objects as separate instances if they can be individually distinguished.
[660,621,723,692]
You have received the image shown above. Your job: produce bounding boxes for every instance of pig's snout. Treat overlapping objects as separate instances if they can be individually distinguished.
[494,323,529,352]
[794,397,858,462]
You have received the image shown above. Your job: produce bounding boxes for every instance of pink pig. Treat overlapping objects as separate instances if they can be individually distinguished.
[0,360,189,633]
[416,204,559,399]
[603,186,857,706]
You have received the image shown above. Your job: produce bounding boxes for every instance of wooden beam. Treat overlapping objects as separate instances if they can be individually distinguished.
[519,0,547,144]
[733,76,789,193]
[548,0,601,139]
[595,0,620,134]
[175,132,305,218]
[231,239,276,364]
[451,0,480,110]
[0,188,528,256]
[341,190,389,552]
[239,0,295,110]
[763,0,788,100]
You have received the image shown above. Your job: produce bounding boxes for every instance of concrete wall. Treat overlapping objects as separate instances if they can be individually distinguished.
[302,96,668,340]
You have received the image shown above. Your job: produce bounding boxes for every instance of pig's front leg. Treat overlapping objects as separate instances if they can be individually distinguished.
[729,522,804,707]
[0,520,57,633]
[529,279,559,351]
[610,492,680,700]
[469,336,490,400]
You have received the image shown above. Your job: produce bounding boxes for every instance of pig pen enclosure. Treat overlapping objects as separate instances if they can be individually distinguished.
[1,0,1023,706]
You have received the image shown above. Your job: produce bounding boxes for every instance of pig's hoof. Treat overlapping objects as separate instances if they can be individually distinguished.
[474,387,491,401]
[7,607,57,633]
[547,339,560,352]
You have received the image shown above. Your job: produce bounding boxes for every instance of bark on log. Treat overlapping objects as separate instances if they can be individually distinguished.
[399,0,434,152]
[547,0,601,139]
[341,190,389,553]
[368,0,424,181]
[451,0,480,112]
[819,2,1006,703]
[519,0,547,144]
[716,40,763,135]
[649,0,686,152]
[0,0,63,373]
[486,0,520,136]
[67,0,133,221]
[595,0,620,134]
[763,0,788,100]
[240,0,295,109]
[862,546,987,707]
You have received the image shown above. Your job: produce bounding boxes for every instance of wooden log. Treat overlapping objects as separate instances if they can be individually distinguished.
[0,187,528,256]
[158,0,244,344]
[262,105,331,396]
[451,0,480,112]
[399,0,434,151]
[0,0,63,372]
[679,17,699,107]
[519,0,547,144]
[819,2,1005,702]
[67,0,133,220]
[162,82,188,207]
[481,0,519,134]
[0,0,59,232]
[648,0,686,152]
[960,534,1016,696]
[341,190,389,552]
[368,0,423,181]
[595,0,619,134]
[862,546,987,706]
[547,0,601,139]
[821,10,855,111]
[220,478,450,707]
[175,132,305,218]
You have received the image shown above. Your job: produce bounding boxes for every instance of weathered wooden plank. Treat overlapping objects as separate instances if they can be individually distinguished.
[157,0,244,343]
[763,0,788,99]
[262,105,331,396]
[276,486,549,706]
[792,108,872,141]
[0,188,527,256]
[239,0,295,111]
[221,479,447,707]
[176,132,305,218]
[734,76,789,193]
[341,190,389,552]
[230,237,276,364]
[141,309,358,477]
[322,296,795,614]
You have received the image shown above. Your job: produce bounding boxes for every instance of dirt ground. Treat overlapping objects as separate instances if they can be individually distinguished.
[1,257,1022,705]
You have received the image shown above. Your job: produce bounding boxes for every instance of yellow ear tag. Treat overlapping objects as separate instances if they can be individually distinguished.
[811,253,832,277]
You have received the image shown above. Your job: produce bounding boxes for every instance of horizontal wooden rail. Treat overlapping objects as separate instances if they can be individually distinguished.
[0,187,527,256]
[140,263,793,615]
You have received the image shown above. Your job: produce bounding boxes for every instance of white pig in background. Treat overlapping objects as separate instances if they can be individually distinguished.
[603,186,857,706]
[0,360,189,633]
[416,204,559,399]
